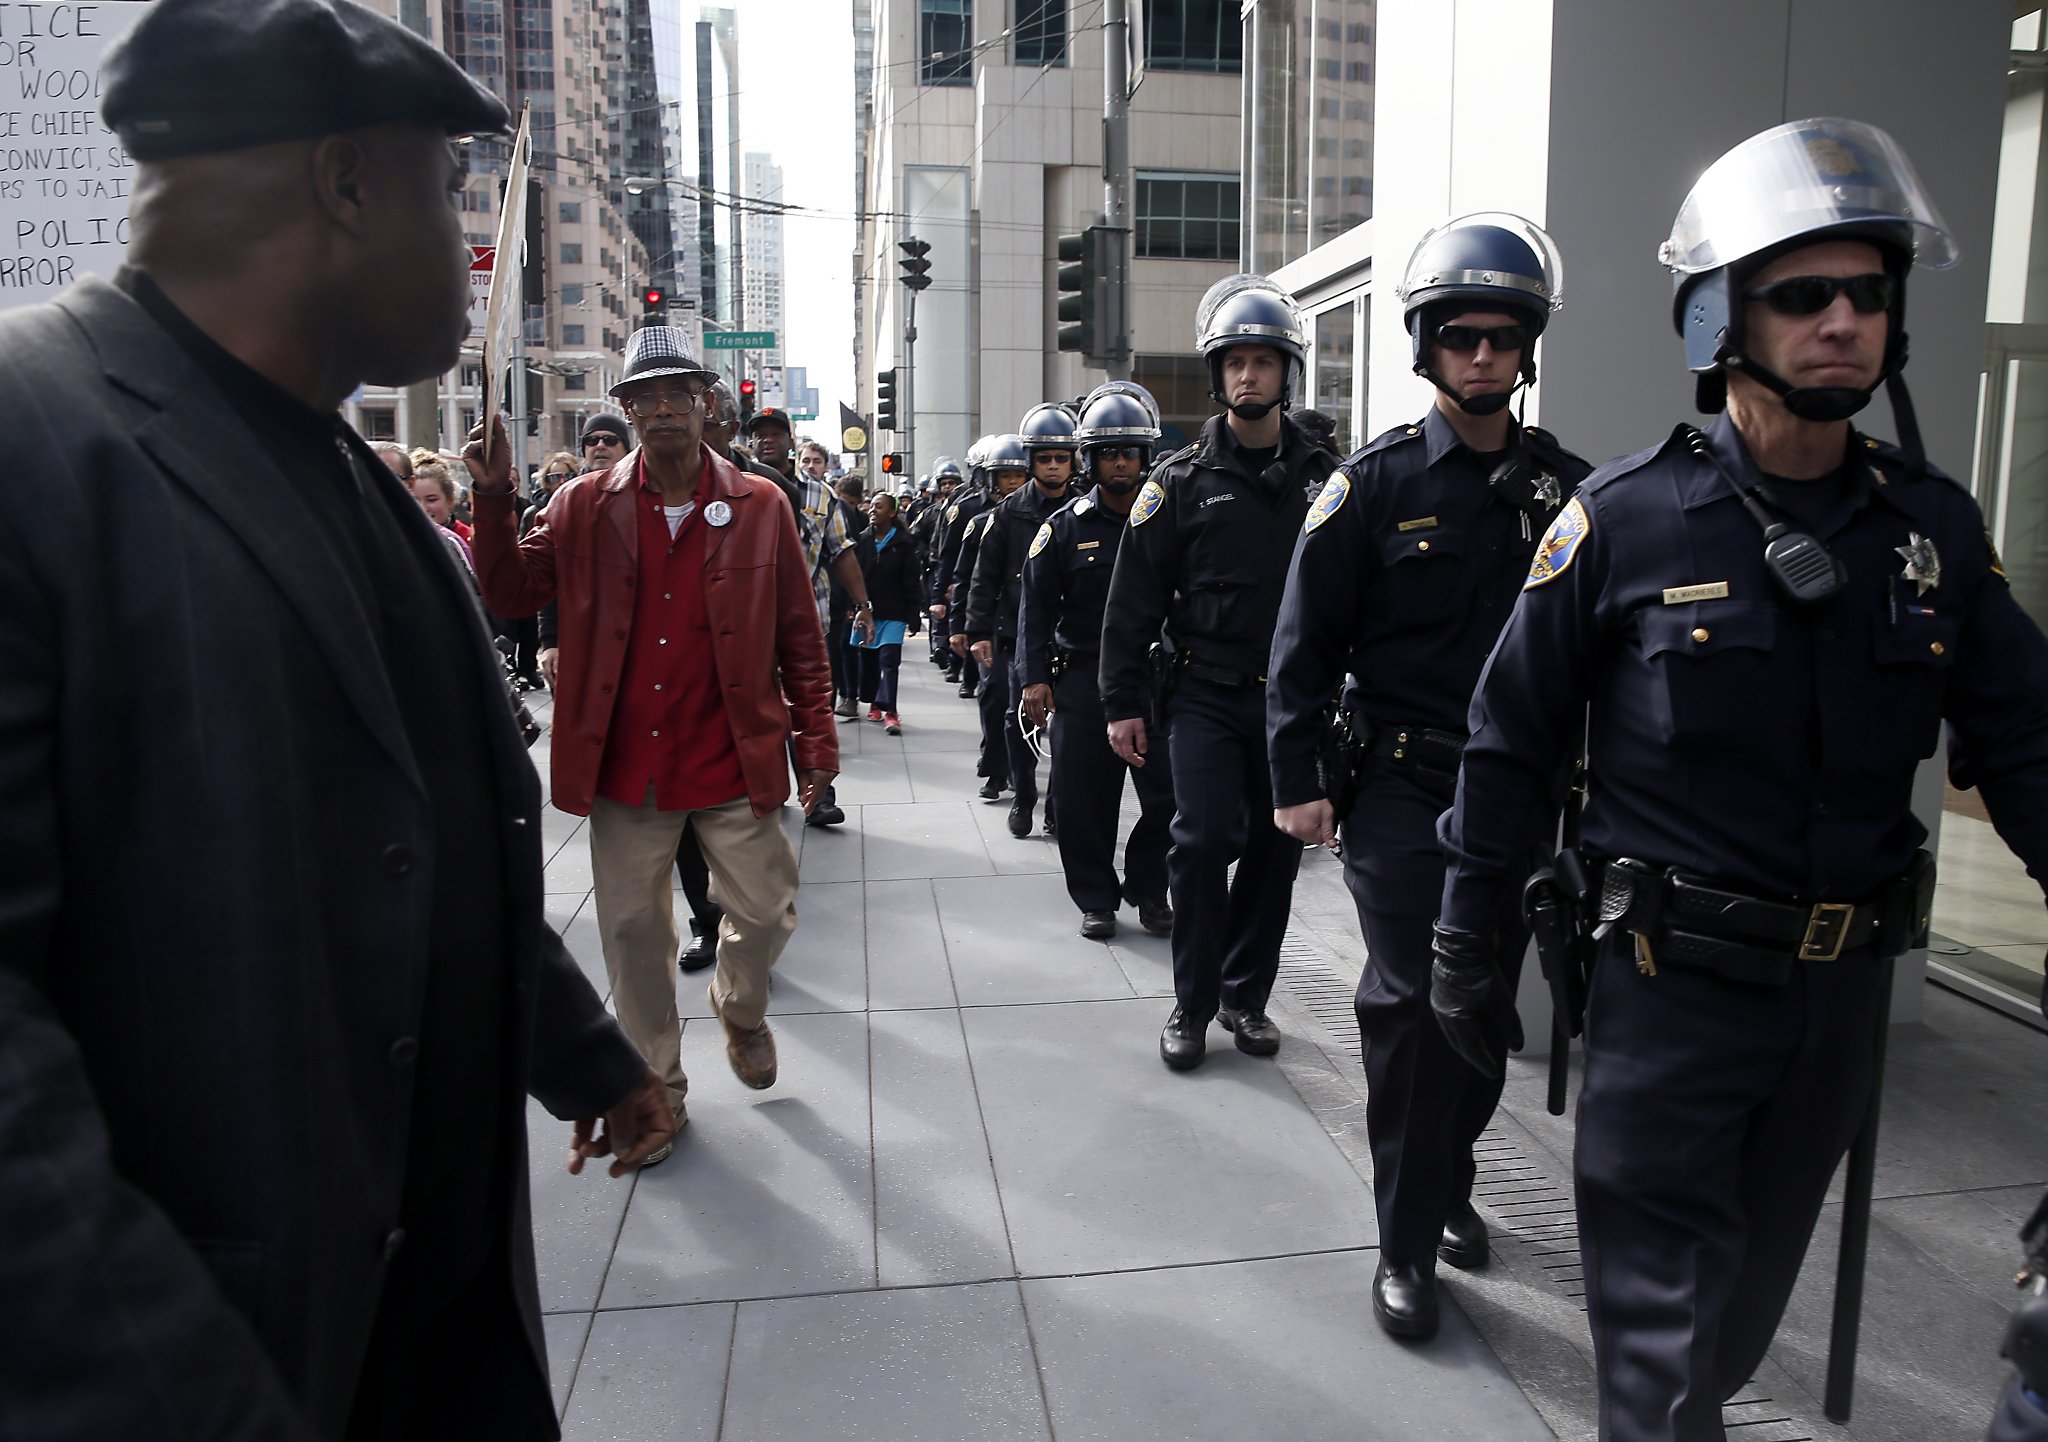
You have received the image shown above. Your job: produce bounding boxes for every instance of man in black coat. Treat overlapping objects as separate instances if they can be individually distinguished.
[0,1,669,1437]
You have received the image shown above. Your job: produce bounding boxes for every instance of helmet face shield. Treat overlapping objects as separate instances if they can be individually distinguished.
[1661,118,1958,278]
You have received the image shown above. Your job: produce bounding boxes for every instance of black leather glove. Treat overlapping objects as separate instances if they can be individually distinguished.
[1430,921,1525,1079]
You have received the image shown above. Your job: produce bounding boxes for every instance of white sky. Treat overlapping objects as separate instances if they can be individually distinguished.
[734,0,858,437]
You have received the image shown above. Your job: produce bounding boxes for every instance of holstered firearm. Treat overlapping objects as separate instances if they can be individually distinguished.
[1523,758,1591,1115]
[1146,641,1185,723]
[1315,704,1369,823]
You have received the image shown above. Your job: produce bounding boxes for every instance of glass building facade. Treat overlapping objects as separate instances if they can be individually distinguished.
[1244,0,1374,274]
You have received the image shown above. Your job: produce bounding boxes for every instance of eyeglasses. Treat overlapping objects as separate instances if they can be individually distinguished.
[1094,445,1148,462]
[1744,273,1895,317]
[621,385,706,417]
[545,471,573,482]
[1434,323,1530,353]
[583,434,623,449]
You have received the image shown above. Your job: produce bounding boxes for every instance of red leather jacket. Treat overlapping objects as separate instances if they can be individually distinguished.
[472,447,837,817]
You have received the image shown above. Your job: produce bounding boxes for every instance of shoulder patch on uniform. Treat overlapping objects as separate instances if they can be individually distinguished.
[1304,473,1351,533]
[1525,496,1590,589]
[1988,530,2009,582]
[1074,495,1094,515]
[1028,522,1053,559]
[1130,479,1166,526]
[946,502,960,522]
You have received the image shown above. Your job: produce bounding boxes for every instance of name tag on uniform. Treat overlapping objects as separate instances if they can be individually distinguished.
[1075,540,1101,550]
[1662,582,1730,604]
[1396,515,1439,532]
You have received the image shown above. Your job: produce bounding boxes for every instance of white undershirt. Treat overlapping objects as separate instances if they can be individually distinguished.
[663,500,695,538]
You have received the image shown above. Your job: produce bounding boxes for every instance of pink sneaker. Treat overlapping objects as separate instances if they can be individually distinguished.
[884,713,902,735]
[866,705,884,723]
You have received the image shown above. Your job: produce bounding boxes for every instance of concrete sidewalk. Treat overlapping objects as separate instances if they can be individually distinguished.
[521,653,1551,1441]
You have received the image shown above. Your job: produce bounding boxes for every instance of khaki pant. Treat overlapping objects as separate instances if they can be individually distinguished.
[587,792,798,1109]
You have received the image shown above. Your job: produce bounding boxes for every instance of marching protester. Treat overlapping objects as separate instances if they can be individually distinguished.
[1437,119,2048,1438]
[854,490,924,734]
[468,327,837,1143]
[0,0,669,1432]
[1267,213,1591,1340]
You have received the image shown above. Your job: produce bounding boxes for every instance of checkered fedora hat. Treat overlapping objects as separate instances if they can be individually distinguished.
[609,326,718,397]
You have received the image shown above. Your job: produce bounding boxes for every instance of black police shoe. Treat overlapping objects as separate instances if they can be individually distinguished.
[1044,798,1058,838]
[1080,910,1117,940]
[1159,1005,1208,1071]
[1137,897,1174,937]
[956,678,977,698]
[806,802,846,828]
[1372,1259,1439,1340]
[1007,802,1033,838]
[678,920,717,974]
[1438,1202,1490,1270]
[1217,1006,1281,1056]
[978,778,1005,801]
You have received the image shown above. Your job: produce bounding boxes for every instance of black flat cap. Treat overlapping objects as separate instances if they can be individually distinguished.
[102,0,510,161]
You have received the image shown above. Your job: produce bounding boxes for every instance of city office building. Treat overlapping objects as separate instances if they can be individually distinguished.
[351,0,658,456]
[858,0,1247,465]
[1252,0,2042,1024]
[743,152,790,402]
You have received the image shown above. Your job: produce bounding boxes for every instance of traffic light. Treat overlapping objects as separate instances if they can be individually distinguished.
[876,368,898,431]
[880,453,906,476]
[738,377,757,419]
[642,285,666,314]
[1055,224,1127,364]
[898,237,932,292]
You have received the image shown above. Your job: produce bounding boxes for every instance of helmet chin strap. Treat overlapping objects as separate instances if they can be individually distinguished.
[1417,364,1525,417]
[1721,353,1872,424]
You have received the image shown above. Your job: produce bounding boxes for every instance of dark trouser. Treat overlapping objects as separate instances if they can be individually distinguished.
[827,617,855,701]
[674,818,719,930]
[1990,1378,2048,1442]
[1343,767,1531,1267]
[1575,932,1886,1441]
[1163,676,1303,1017]
[492,613,539,681]
[857,643,903,711]
[1001,646,1039,810]
[1050,663,1172,913]
[975,647,1010,785]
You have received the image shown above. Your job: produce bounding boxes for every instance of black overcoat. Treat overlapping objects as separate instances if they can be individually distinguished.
[0,278,645,1439]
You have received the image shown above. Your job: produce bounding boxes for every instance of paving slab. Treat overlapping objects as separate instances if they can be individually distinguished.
[832,731,916,807]
[542,1310,586,1418]
[903,746,989,804]
[963,997,1380,1274]
[721,1281,1050,1442]
[544,826,597,895]
[1106,926,1177,998]
[601,1011,876,1307]
[547,891,609,1000]
[934,873,1136,1007]
[860,800,996,881]
[796,810,865,884]
[864,878,959,1012]
[871,1007,1013,1287]
[526,1093,637,1314]
[965,790,1064,875]
[1024,1252,1551,1441]
[559,1302,735,1441]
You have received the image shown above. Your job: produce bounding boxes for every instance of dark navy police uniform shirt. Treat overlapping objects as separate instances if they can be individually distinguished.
[1267,408,1591,809]
[1016,487,1130,688]
[1440,411,2048,930]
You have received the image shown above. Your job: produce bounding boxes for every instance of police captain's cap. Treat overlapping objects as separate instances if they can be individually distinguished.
[101,0,511,162]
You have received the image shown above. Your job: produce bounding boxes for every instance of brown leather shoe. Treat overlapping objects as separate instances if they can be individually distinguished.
[723,1017,778,1090]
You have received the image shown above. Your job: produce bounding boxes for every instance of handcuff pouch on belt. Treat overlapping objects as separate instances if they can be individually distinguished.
[1369,722,1466,807]
[1147,641,1186,720]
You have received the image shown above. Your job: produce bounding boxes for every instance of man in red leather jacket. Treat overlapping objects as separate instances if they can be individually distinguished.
[467,328,837,1155]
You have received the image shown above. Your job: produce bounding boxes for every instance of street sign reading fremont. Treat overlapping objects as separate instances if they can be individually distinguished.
[703,330,777,350]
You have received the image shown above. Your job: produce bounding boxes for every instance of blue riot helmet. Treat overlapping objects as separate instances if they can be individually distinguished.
[1196,274,1308,419]
[963,436,995,491]
[931,456,964,487]
[1018,402,1081,453]
[1396,212,1563,417]
[985,432,1033,493]
[1663,117,1958,432]
[1076,385,1163,495]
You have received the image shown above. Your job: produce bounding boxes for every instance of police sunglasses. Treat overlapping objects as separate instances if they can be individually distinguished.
[1744,273,1895,317]
[1094,445,1148,461]
[1434,322,1529,353]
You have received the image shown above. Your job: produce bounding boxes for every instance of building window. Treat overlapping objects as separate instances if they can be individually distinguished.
[562,324,586,345]
[564,373,587,391]
[1144,0,1241,74]
[359,407,397,442]
[921,0,973,85]
[1136,171,1241,261]
[561,242,583,264]
[1016,0,1065,64]
[1131,354,1212,451]
[561,283,585,306]
[559,200,582,223]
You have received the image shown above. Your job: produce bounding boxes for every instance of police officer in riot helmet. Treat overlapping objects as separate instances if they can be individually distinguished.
[968,405,1078,836]
[917,456,966,668]
[932,439,996,695]
[1437,119,2048,1439]
[1267,213,1590,1340]
[952,437,1032,799]
[1100,275,1339,1071]
[1017,383,1176,938]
